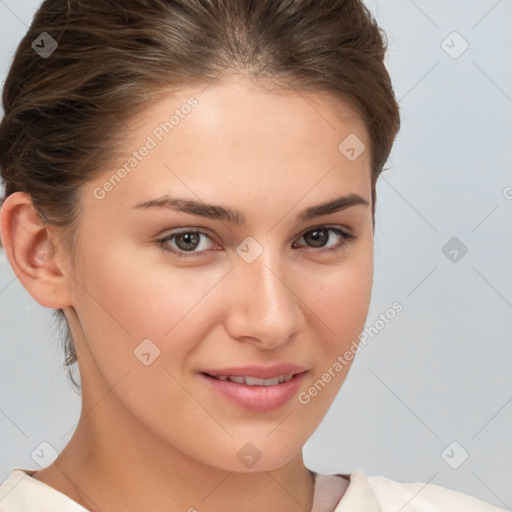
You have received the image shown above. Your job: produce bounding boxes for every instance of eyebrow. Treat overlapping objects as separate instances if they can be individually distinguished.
[130,193,369,227]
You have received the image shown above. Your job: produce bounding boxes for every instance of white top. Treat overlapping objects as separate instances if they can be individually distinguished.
[0,467,506,511]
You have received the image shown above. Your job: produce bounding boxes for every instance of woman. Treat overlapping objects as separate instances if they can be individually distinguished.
[0,0,505,510]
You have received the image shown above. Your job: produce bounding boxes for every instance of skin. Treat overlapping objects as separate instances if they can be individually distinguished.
[0,76,374,512]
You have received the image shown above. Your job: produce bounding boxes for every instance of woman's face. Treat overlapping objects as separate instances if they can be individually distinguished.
[65,78,374,472]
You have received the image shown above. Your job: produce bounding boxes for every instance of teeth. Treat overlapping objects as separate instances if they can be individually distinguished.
[228,376,246,384]
[244,376,279,386]
[211,374,294,386]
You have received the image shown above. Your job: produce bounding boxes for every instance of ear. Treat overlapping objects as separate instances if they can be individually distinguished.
[0,191,73,309]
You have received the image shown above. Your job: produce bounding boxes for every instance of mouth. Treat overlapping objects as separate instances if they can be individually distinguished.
[200,373,296,386]
[198,369,308,412]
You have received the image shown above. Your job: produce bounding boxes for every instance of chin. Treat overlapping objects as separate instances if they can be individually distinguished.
[207,435,305,474]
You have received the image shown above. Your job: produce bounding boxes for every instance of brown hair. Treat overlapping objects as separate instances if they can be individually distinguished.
[0,0,400,392]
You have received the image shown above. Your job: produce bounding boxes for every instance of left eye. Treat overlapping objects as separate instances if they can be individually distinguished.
[156,226,355,258]
[293,226,355,253]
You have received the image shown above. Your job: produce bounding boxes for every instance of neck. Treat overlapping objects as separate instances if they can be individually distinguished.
[36,388,316,512]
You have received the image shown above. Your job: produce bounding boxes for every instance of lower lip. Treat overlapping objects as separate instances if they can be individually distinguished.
[200,371,308,412]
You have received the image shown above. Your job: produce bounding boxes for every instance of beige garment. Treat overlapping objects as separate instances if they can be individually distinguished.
[0,467,507,511]
[310,470,508,512]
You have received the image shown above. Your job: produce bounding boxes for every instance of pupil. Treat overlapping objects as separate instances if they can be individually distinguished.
[308,229,327,247]
[178,232,199,251]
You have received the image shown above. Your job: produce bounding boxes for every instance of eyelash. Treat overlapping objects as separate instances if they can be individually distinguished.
[156,225,356,258]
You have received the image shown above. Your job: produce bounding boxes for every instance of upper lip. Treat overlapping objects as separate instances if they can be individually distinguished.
[200,364,307,379]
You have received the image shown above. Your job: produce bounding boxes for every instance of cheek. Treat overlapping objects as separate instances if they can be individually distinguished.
[73,238,227,369]
[71,241,221,431]
[306,241,373,353]
[79,237,166,328]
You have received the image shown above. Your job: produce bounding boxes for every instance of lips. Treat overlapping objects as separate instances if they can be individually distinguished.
[200,372,307,412]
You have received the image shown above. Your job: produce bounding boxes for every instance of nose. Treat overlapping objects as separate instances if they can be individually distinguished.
[223,245,305,349]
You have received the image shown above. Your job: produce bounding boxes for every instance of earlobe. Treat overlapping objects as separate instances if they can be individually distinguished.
[0,191,73,309]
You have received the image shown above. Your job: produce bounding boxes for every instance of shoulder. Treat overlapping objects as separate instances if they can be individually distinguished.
[0,468,88,511]
[351,470,507,512]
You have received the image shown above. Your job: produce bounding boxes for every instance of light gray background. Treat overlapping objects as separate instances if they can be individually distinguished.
[1,0,511,509]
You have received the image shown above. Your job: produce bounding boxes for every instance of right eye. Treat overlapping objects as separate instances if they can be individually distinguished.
[156,229,219,258]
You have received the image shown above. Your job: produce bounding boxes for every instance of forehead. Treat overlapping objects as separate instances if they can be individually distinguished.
[83,78,371,215]
[142,77,369,155]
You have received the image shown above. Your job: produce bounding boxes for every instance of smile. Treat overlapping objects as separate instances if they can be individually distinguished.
[208,374,294,386]
[200,371,308,412]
